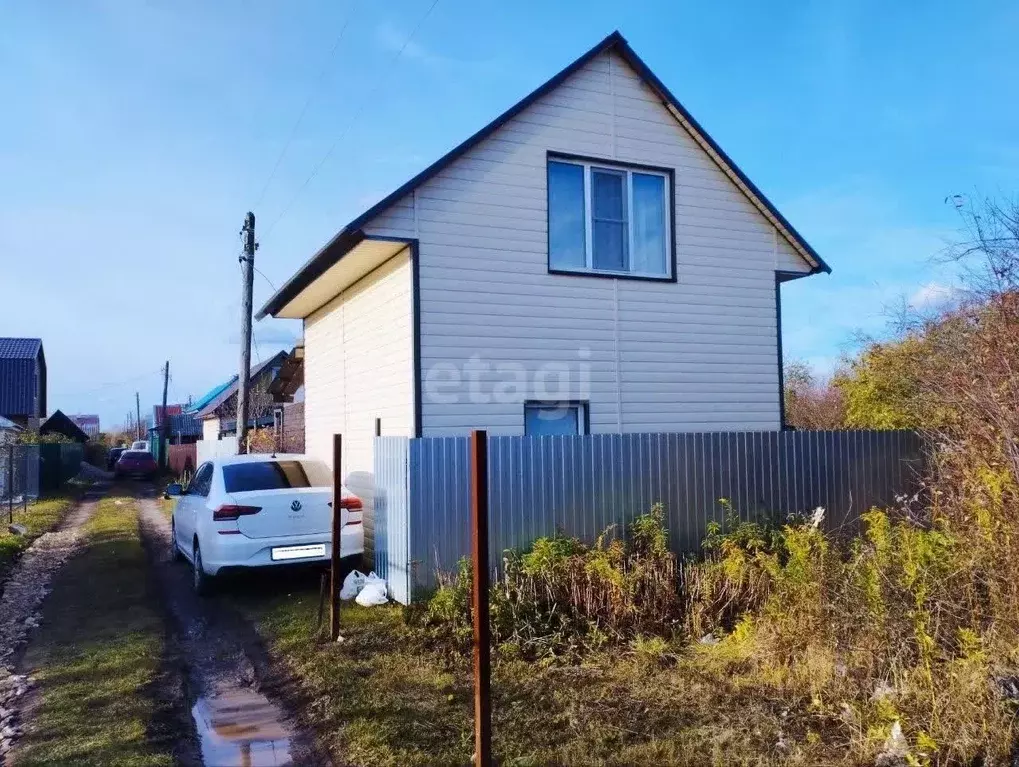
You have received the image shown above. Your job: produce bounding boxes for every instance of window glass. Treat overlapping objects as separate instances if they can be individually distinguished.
[222,460,332,493]
[190,463,213,497]
[591,169,627,271]
[524,403,584,436]
[546,158,670,278]
[548,161,586,270]
[631,173,667,275]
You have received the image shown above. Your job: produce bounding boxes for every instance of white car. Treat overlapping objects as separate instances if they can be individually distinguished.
[130,440,149,451]
[165,453,364,594]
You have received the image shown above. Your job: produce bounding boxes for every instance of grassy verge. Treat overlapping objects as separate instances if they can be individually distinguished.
[233,587,840,766]
[17,494,175,767]
[0,485,84,584]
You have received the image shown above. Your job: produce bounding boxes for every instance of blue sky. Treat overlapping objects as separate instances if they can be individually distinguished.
[2,1,1017,428]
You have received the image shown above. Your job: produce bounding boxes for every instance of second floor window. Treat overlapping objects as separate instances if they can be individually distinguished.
[548,156,672,279]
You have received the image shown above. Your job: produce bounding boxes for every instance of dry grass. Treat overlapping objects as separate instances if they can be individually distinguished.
[231,582,856,766]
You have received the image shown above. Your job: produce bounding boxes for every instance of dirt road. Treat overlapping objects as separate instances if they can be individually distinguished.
[136,494,333,767]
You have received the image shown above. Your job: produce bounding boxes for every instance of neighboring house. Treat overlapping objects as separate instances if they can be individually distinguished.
[269,343,306,453]
[153,404,182,428]
[192,351,289,438]
[256,31,830,482]
[148,405,202,445]
[39,410,90,443]
[68,414,100,439]
[0,338,46,429]
[0,415,21,444]
[166,412,202,445]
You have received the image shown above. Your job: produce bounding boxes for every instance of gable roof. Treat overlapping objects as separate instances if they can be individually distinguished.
[192,351,289,420]
[0,338,42,360]
[188,376,238,415]
[40,409,90,443]
[257,31,829,320]
[0,338,43,417]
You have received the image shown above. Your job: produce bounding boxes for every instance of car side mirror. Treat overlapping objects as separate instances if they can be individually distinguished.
[164,483,183,500]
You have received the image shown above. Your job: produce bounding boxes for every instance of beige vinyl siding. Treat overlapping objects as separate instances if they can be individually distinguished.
[303,249,414,479]
[201,418,219,442]
[364,49,813,435]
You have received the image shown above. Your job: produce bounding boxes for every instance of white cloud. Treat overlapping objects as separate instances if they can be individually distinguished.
[908,282,956,309]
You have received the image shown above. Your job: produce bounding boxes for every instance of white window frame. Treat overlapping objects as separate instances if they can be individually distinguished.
[549,157,672,279]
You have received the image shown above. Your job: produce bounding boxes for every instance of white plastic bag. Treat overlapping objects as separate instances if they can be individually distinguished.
[354,572,389,607]
[339,570,366,600]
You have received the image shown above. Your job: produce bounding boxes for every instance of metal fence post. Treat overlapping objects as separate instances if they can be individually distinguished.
[22,447,27,515]
[7,444,14,525]
[330,433,343,642]
[470,429,492,765]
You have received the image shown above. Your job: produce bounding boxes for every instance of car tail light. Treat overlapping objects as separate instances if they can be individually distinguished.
[344,496,363,525]
[213,504,261,521]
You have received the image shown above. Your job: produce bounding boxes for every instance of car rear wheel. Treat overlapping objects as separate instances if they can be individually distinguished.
[193,542,214,596]
[169,519,183,563]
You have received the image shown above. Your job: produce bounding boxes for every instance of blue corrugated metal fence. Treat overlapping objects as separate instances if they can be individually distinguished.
[374,430,925,603]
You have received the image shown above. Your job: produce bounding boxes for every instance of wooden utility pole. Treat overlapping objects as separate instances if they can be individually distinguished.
[330,433,343,641]
[470,430,492,765]
[158,361,169,471]
[135,392,142,440]
[236,212,257,452]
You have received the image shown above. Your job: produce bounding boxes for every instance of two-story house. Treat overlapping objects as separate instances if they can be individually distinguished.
[0,338,47,429]
[256,32,830,479]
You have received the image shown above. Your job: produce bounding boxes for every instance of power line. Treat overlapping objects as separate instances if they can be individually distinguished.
[254,265,277,293]
[261,0,442,244]
[74,368,165,398]
[252,0,362,211]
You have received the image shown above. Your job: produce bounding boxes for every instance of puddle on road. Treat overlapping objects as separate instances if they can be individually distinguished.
[192,688,293,766]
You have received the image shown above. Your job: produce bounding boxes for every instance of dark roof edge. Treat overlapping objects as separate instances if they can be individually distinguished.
[257,30,828,319]
[611,37,831,276]
[256,32,624,320]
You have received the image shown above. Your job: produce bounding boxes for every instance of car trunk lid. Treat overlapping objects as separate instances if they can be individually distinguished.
[229,487,337,539]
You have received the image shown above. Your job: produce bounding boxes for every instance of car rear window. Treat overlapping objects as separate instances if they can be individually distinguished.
[122,451,152,460]
[222,460,331,493]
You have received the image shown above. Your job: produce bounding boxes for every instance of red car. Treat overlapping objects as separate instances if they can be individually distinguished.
[116,450,158,480]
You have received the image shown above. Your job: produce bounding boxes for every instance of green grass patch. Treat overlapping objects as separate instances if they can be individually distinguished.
[17,494,175,767]
[232,587,845,766]
[0,487,82,584]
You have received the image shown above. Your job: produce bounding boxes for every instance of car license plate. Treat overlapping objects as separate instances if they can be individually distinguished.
[271,544,326,561]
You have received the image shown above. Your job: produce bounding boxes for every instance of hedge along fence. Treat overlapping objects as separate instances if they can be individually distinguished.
[372,430,926,604]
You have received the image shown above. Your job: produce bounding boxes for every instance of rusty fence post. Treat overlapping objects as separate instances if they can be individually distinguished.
[330,433,343,641]
[470,429,492,765]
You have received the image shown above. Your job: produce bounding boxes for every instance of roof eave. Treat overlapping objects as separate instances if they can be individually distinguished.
[256,30,828,318]
[255,228,365,319]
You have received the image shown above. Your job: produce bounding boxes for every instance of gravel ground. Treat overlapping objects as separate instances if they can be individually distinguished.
[0,485,104,764]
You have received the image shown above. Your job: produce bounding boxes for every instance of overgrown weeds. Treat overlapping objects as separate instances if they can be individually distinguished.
[421,494,1019,762]
[419,504,684,660]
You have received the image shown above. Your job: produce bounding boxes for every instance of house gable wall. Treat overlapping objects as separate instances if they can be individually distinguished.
[363,49,809,435]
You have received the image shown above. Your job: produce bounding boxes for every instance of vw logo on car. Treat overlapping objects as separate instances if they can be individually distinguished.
[290,500,302,512]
